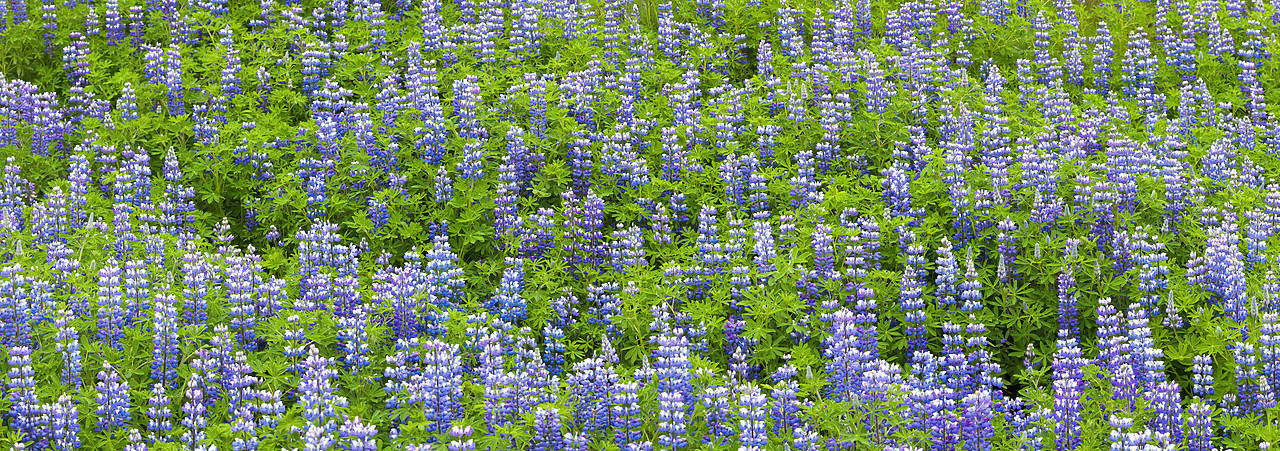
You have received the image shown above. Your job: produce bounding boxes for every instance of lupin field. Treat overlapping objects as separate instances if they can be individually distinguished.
[0,0,1279,449]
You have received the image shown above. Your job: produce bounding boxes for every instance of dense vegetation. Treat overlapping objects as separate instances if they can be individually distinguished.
[1,0,1279,449]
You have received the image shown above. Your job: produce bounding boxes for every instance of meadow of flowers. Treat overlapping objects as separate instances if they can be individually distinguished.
[0,0,1279,449]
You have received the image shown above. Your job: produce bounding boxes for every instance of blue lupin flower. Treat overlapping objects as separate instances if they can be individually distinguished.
[612,381,643,449]
[152,293,181,388]
[146,382,173,441]
[51,394,79,451]
[339,416,377,451]
[531,407,565,451]
[1187,399,1214,451]
[736,384,768,450]
[420,339,464,435]
[447,424,475,451]
[298,346,349,434]
[54,311,81,389]
[95,366,132,434]
[8,346,47,446]
[697,384,734,444]
[97,262,126,351]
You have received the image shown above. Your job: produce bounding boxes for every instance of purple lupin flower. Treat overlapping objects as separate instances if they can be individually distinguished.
[936,237,959,312]
[298,346,348,434]
[698,384,734,444]
[1126,301,1166,394]
[652,317,692,451]
[517,208,555,260]
[301,422,337,451]
[256,389,284,432]
[507,0,541,63]
[562,189,607,275]
[1096,297,1126,377]
[281,315,310,375]
[373,253,420,341]
[769,363,806,438]
[899,235,929,364]
[960,388,994,451]
[97,261,126,351]
[824,308,858,401]
[489,257,526,323]
[1260,313,1280,398]
[789,145,821,209]
[736,384,769,451]
[1192,354,1216,401]
[340,416,377,451]
[1245,208,1271,269]
[1188,210,1249,331]
[54,311,80,389]
[1131,227,1169,320]
[883,164,916,222]
[566,356,616,433]
[940,321,968,448]
[336,302,371,373]
[844,230,879,375]
[420,339,464,435]
[225,254,264,346]
[151,293,180,388]
[0,160,27,236]
[1259,375,1277,412]
[531,407,565,451]
[1052,373,1083,451]
[123,429,147,451]
[792,424,824,451]
[190,349,222,411]
[800,220,835,310]
[295,220,343,311]
[62,34,91,92]
[8,346,47,447]
[50,394,79,451]
[447,424,475,451]
[958,247,982,315]
[1112,362,1140,414]
[1146,381,1184,446]
[95,365,132,435]
[226,352,258,451]
[146,382,172,442]
[510,332,551,414]
[478,334,514,432]
[1090,21,1113,94]
[122,257,148,326]
[1055,249,1080,342]
[751,218,777,279]
[612,381,643,449]
[382,338,416,416]
[181,245,212,327]
[103,0,126,45]
[1232,342,1261,416]
[1186,399,1214,451]
[542,300,569,375]
[1238,34,1268,125]
[494,128,523,247]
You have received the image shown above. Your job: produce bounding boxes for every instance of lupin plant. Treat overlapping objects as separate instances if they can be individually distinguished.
[96,262,126,351]
[417,339,464,435]
[51,394,80,451]
[8,346,45,446]
[95,365,132,435]
[650,312,692,451]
